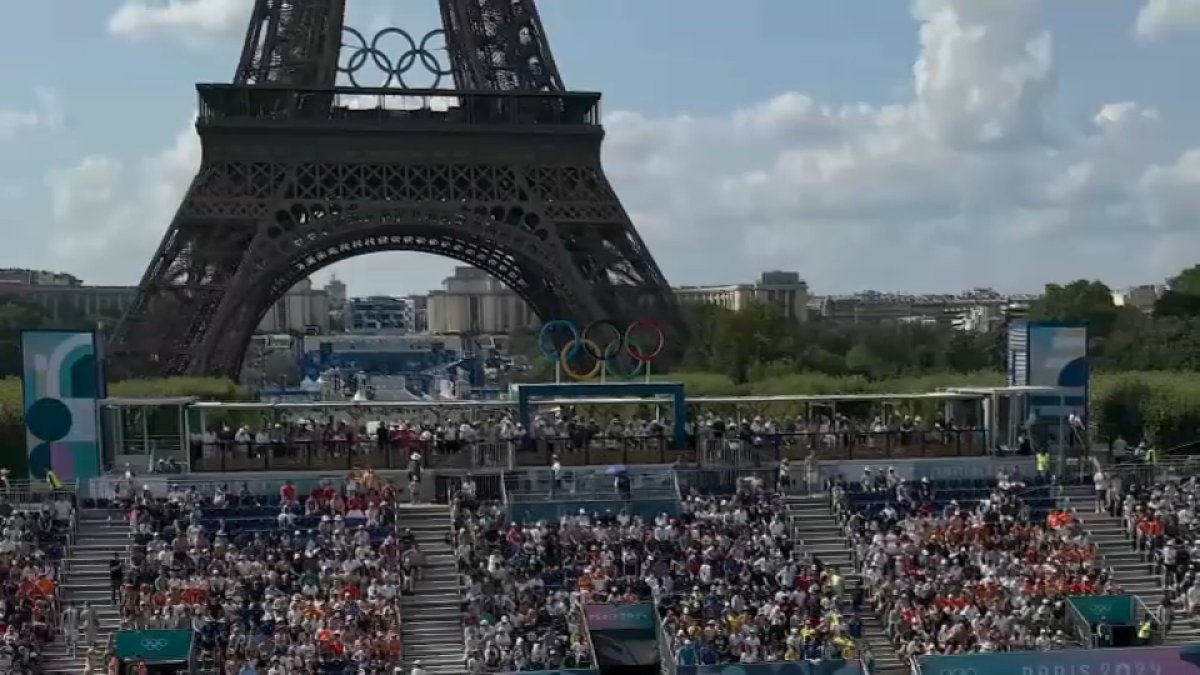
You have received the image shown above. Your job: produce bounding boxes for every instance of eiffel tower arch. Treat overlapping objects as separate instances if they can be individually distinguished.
[110,0,684,379]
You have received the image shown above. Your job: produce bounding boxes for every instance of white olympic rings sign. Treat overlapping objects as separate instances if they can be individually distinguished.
[140,638,169,651]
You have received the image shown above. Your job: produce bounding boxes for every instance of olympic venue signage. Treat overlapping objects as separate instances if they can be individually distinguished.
[113,630,193,662]
[919,645,1200,675]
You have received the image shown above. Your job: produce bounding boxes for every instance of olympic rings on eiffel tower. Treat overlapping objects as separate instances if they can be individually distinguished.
[537,319,666,381]
[338,26,454,89]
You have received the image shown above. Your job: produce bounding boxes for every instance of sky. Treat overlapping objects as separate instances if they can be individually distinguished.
[2,0,1200,298]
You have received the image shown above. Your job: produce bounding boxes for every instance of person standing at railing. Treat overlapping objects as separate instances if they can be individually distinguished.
[1095,618,1113,647]
[62,602,78,658]
[777,458,791,493]
[79,601,97,648]
[108,553,123,603]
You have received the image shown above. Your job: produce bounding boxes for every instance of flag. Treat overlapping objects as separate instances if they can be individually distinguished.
[46,470,61,490]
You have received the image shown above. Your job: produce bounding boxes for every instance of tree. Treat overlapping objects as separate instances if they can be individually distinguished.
[1028,280,1123,337]
[1169,265,1200,296]
[1155,264,1200,318]
[0,300,52,377]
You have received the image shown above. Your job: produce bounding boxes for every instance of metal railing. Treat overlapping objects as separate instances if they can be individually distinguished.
[699,429,988,465]
[191,439,513,472]
[2,478,80,506]
[197,84,603,128]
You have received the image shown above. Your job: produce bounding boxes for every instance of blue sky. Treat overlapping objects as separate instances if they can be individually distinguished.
[3,0,1200,298]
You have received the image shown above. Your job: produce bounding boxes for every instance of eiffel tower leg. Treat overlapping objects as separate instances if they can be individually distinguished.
[114,147,686,378]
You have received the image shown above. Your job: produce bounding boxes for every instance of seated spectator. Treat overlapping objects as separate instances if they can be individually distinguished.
[1113,475,1200,620]
[657,483,854,663]
[0,495,70,675]
[840,477,1118,662]
[117,475,414,675]
[454,498,594,672]
[452,479,858,669]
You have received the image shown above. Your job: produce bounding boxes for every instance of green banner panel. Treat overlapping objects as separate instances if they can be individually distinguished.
[114,630,193,663]
[1069,594,1136,625]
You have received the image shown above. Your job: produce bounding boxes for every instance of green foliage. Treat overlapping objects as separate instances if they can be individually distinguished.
[1091,372,1200,448]
[107,377,251,401]
[1028,279,1124,337]
[680,302,1004,384]
[1155,265,1200,318]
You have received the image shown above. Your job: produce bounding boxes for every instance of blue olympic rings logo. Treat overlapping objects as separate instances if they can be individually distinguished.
[537,319,666,381]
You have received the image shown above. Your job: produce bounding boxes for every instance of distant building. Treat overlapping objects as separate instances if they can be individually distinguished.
[811,288,1037,329]
[0,269,136,324]
[258,278,331,335]
[1113,284,1164,313]
[0,268,80,287]
[674,271,809,321]
[348,296,413,332]
[408,294,429,333]
[325,276,347,308]
[426,267,536,335]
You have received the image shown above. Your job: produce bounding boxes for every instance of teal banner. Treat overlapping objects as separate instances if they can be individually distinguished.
[681,662,862,675]
[584,603,657,632]
[114,630,193,662]
[919,645,1200,675]
[1069,594,1136,624]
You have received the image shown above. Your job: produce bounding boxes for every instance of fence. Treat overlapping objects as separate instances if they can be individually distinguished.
[190,439,511,472]
[1,478,80,507]
[917,645,1200,675]
[504,467,681,522]
[699,429,987,466]
[183,429,990,473]
[87,474,346,502]
[678,663,864,675]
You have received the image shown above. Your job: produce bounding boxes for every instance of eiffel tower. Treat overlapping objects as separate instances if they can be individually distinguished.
[109,0,682,378]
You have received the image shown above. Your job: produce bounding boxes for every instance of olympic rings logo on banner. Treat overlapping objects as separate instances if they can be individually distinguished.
[140,638,169,651]
[537,319,666,381]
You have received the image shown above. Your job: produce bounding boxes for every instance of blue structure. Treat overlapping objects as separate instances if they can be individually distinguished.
[515,382,687,446]
[1006,320,1089,425]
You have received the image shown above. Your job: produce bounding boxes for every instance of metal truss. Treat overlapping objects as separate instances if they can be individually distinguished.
[109,0,681,379]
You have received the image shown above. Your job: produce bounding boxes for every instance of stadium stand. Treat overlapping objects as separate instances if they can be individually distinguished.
[108,472,415,675]
[833,471,1119,666]
[452,477,864,670]
[0,488,76,675]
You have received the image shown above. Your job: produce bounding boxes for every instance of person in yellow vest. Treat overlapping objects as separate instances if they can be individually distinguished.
[1035,450,1051,483]
[46,470,62,490]
[1137,618,1153,644]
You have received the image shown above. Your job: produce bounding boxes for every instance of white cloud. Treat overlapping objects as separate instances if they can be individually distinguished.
[49,0,1200,295]
[109,0,250,42]
[45,123,200,285]
[0,89,63,141]
[1136,0,1200,41]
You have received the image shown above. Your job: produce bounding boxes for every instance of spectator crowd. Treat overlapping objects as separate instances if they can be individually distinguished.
[1105,470,1200,625]
[189,408,984,472]
[451,477,863,671]
[0,491,74,675]
[838,472,1119,664]
[111,470,420,675]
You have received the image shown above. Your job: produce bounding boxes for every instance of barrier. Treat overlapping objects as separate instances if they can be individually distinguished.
[1069,594,1136,625]
[679,662,863,675]
[918,645,1200,675]
[113,629,194,663]
[583,602,660,668]
[504,467,680,522]
[584,603,657,632]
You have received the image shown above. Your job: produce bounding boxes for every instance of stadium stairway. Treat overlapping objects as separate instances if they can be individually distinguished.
[397,503,465,675]
[1073,508,1163,603]
[42,509,126,675]
[786,496,906,675]
[1074,501,1200,646]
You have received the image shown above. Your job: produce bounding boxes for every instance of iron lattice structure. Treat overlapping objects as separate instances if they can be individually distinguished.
[110,0,682,379]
